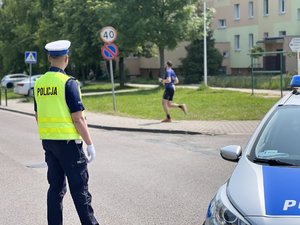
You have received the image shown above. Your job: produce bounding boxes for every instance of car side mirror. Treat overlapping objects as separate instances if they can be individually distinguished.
[220,145,242,162]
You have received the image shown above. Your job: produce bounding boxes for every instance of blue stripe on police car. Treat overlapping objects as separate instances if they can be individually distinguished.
[263,166,300,216]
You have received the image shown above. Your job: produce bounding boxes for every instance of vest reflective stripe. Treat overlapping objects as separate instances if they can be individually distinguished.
[39,127,78,134]
[34,72,81,140]
[38,117,73,123]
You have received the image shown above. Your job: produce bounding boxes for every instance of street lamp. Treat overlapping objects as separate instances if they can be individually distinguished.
[203,1,208,86]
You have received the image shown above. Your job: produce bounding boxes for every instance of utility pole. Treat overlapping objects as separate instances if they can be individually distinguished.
[203,1,208,86]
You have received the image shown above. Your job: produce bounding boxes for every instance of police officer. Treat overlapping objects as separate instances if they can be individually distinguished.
[34,40,99,225]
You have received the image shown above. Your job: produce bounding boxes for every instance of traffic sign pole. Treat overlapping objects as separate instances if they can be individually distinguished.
[25,51,37,97]
[101,43,118,112]
[29,64,32,94]
[109,60,117,112]
[100,27,118,112]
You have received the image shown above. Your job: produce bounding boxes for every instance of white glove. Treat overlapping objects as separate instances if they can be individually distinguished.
[86,144,96,163]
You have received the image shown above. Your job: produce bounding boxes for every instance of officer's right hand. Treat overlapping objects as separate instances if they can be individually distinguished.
[87,144,96,163]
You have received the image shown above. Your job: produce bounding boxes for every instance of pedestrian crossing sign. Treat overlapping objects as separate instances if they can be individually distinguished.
[25,51,37,64]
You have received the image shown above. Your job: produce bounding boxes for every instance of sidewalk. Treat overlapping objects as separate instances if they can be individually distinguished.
[1,85,287,136]
[0,98,260,135]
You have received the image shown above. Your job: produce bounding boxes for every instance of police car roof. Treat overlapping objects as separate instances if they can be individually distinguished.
[272,75,300,106]
[278,75,300,106]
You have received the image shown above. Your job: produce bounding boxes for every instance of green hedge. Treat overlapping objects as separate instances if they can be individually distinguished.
[208,74,293,90]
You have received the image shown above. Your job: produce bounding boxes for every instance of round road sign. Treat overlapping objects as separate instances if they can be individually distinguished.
[101,43,119,60]
[100,26,117,43]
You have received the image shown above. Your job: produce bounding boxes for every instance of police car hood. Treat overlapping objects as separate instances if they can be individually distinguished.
[227,156,300,218]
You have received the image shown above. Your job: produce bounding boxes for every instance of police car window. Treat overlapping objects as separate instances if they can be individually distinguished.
[254,107,300,160]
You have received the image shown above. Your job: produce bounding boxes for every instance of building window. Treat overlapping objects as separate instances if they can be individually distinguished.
[218,19,227,28]
[234,35,240,51]
[248,1,254,18]
[264,32,269,38]
[279,0,286,14]
[298,9,300,20]
[249,33,254,49]
[263,0,269,16]
[223,51,229,58]
[234,4,240,20]
[279,31,286,36]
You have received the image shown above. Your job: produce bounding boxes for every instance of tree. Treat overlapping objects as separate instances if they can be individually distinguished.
[56,0,104,80]
[0,0,41,75]
[0,0,205,82]
[180,3,223,83]
[137,0,200,76]
[101,0,200,86]
[34,0,62,72]
[180,33,223,83]
[0,0,105,79]
[99,0,157,87]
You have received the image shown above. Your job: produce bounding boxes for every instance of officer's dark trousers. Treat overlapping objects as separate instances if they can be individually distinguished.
[42,140,99,225]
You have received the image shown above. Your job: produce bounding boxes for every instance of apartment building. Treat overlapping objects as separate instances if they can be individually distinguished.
[124,0,300,77]
[124,42,189,78]
[210,0,300,75]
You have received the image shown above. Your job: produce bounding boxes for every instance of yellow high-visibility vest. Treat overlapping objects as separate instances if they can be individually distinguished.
[34,71,81,140]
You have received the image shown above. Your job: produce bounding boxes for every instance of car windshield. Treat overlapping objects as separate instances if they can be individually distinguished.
[251,106,300,166]
[29,75,41,80]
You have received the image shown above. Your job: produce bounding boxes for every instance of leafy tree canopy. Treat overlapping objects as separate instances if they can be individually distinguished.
[0,0,220,83]
[180,5,223,84]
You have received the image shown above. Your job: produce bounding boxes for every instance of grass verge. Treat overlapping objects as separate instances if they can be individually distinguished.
[4,83,280,121]
[83,87,279,120]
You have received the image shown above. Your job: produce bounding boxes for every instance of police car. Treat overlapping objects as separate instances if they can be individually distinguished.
[204,75,300,225]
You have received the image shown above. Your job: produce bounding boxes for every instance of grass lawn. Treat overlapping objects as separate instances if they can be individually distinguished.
[1,88,22,99]
[4,82,280,120]
[83,87,280,120]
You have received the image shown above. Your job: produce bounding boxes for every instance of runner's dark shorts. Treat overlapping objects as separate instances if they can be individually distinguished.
[163,88,175,101]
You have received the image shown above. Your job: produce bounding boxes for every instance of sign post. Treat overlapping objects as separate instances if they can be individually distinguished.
[289,38,300,74]
[25,51,37,96]
[100,26,118,112]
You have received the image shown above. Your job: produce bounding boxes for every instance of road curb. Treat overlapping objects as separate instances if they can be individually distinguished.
[88,124,204,135]
[0,106,35,117]
[0,106,205,135]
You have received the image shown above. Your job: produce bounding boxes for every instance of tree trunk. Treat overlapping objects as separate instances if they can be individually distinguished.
[159,46,165,78]
[80,65,86,85]
[119,56,125,88]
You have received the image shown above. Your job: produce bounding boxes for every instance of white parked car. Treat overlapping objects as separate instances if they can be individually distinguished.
[1,73,29,88]
[14,74,42,96]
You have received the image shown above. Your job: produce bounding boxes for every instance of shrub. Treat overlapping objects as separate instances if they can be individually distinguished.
[208,74,291,90]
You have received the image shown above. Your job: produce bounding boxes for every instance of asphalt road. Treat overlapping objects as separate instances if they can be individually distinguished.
[0,111,250,225]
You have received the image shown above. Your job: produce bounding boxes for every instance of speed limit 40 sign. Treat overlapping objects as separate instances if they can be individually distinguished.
[100,26,117,43]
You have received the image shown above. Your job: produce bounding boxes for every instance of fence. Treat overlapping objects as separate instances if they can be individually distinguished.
[250,51,286,97]
[0,87,8,106]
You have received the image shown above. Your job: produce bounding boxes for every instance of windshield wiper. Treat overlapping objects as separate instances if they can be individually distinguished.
[253,157,297,166]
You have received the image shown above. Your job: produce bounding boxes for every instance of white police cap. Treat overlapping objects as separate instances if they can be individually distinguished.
[45,40,71,57]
